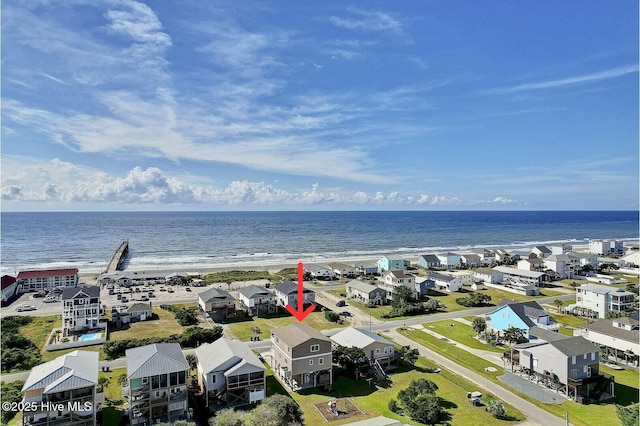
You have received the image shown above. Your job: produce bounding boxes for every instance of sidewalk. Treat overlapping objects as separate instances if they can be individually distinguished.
[386,329,569,426]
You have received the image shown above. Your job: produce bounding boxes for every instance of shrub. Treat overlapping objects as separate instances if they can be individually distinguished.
[388,399,399,413]
[1,381,24,425]
[325,311,340,323]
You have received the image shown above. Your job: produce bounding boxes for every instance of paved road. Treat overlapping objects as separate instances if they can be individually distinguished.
[386,329,569,426]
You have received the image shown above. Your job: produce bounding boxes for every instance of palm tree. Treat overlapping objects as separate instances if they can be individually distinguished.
[185,354,197,373]
[472,317,486,336]
[553,299,563,313]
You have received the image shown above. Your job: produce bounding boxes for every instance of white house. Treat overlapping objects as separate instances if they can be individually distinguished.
[304,264,333,280]
[543,254,575,279]
[459,254,482,268]
[436,252,461,270]
[378,270,416,300]
[474,267,503,284]
[273,280,315,309]
[442,271,474,287]
[330,327,396,371]
[327,262,357,278]
[61,286,103,335]
[17,268,79,293]
[589,240,624,256]
[493,266,549,287]
[566,284,636,319]
[237,285,276,317]
[1,275,18,303]
[426,272,461,293]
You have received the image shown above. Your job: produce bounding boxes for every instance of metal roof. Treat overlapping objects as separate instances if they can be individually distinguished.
[237,285,274,299]
[271,323,330,347]
[274,280,312,295]
[346,280,383,294]
[330,327,393,349]
[61,285,100,300]
[199,287,236,303]
[17,268,78,280]
[126,343,189,379]
[22,350,98,393]
[194,338,264,376]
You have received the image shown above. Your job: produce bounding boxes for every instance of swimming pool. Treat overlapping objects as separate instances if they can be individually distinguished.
[78,332,103,342]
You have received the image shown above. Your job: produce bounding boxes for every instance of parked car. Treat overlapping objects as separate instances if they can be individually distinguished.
[17,304,37,312]
[117,294,122,300]
[185,287,192,292]
[340,311,352,317]
[336,300,346,307]
[33,291,46,298]
[121,297,128,303]
[43,297,58,303]
[167,288,174,293]
[140,296,149,301]
[159,287,166,292]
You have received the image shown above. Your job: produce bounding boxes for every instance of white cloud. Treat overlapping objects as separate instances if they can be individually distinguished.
[329,9,402,33]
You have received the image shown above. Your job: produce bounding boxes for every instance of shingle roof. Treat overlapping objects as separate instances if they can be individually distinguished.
[529,326,566,342]
[1,275,16,290]
[194,338,264,376]
[61,285,100,300]
[580,319,640,344]
[330,327,392,349]
[126,343,188,379]
[199,287,235,303]
[426,272,455,282]
[237,285,274,299]
[22,350,98,393]
[127,302,152,313]
[419,254,440,263]
[548,336,597,357]
[492,300,556,329]
[475,267,497,275]
[385,270,411,279]
[534,246,551,254]
[274,280,312,295]
[17,268,78,279]
[272,323,330,347]
[346,280,382,294]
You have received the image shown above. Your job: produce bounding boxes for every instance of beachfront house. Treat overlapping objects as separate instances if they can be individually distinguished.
[17,268,79,293]
[21,350,102,426]
[328,262,357,279]
[237,285,276,317]
[532,246,552,258]
[589,240,624,256]
[565,284,635,319]
[517,257,545,272]
[474,267,503,284]
[574,317,639,367]
[1,275,18,304]
[273,280,315,310]
[460,253,482,268]
[330,327,396,374]
[304,264,333,280]
[354,263,379,276]
[378,270,416,300]
[62,286,104,336]
[436,252,461,270]
[486,300,559,338]
[123,343,189,425]
[270,323,332,391]
[418,254,441,270]
[509,336,613,402]
[198,288,237,322]
[345,280,387,305]
[194,338,266,408]
[425,272,461,293]
[377,256,410,273]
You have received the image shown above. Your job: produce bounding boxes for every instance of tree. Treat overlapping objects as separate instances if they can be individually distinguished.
[617,403,640,426]
[472,317,486,336]
[391,285,415,309]
[486,400,507,419]
[333,346,368,378]
[425,298,441,312]
[502,326,526,346]
[211,408,247,426]
[325,310,340,323]
[553,299,563,313]
[97,375,110,392]
[397,345,419,365]
[185,354,197,372]
[397,378,442,424]
[256,394,303,426]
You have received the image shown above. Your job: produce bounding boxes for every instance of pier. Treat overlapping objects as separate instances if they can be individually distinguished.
[106,241,129,273]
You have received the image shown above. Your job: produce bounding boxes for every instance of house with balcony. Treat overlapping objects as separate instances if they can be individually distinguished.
[565,283,636,319]
[436,252,461,270]
[330,327,396,376]
[377,256,410,273]
[123,343,189,425]
[198,288,236,322]
[304,264,333,280]
[425,272,461,293]
[194,338,266,408]
[517,257,545,272]
[328,262,357,279]
[378,270,416,300]
[460,253,482,268]
[21,350,102,426]
[493,266,549,287]
[353,263,379,276]
[17,268,79,293]
[543,254,577,279]
[237,285,276,317]
[270,323,332,391]
[574,317,639,367]
[418,254,441,270]
[127,302,153,322]
[273,280,315,310]
[345,280,387,306]
[61,286,104,336]
[474,267,503,284]
[532,246,552,258]
[589,239,624,256]
[486,300,559,338]
[508,335,613,402]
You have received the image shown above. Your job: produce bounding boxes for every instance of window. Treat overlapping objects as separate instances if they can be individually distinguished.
[309,359,314,365]
[591,352,596,361]
[319,358,324,365]
[570,369,578,379]
[571,356,576,365]
[310,344,320,352]
[375,348,380,355]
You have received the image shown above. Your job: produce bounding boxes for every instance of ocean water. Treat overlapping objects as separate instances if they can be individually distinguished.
[1,211,637,275]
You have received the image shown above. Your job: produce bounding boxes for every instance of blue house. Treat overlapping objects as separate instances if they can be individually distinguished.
[485,300,559,338]
[418,255,441,269]
[377,256,410,273]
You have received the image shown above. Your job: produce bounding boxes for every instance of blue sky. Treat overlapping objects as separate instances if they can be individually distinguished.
[2,0,638,211]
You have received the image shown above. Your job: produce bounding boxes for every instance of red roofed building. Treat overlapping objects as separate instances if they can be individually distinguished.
[2,275,18,303]
[17,268,78,293]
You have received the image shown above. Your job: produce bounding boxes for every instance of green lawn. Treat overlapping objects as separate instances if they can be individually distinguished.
[281,356,524,426]
[227,311,344,341]
[423,320,506,353]
[399,328,635,426]
[108,307,187,341]
[99,367,126,426]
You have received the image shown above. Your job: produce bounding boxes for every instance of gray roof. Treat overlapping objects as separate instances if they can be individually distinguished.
[342,416,402,426]
[534,246,552,254]
[494,266,547,279]
[194,338,264,377]
[426,272,455,282]
[272,323,330,347]
[199,287,235,303]
[328,262,354,269]
[346,280,383,294]
[491,301,556,329]
[275,280,313,295]
[529,326,567,342]
[23,350,98,393]
[330,327,393,349]
[237,285,274,299]
[384,269,411,279]
[61,285,100,300]
[580,319,640,344]
[578,283,635,296]
[548,336,598,357]
[127,302,152,313]
[126,343,188,379]
[475,267,498,275]
[419,254,440,263]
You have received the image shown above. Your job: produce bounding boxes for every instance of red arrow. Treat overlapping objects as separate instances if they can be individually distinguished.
[285,262,316,321]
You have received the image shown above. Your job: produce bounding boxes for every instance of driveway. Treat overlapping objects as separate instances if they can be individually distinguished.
[312,288,381,328]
